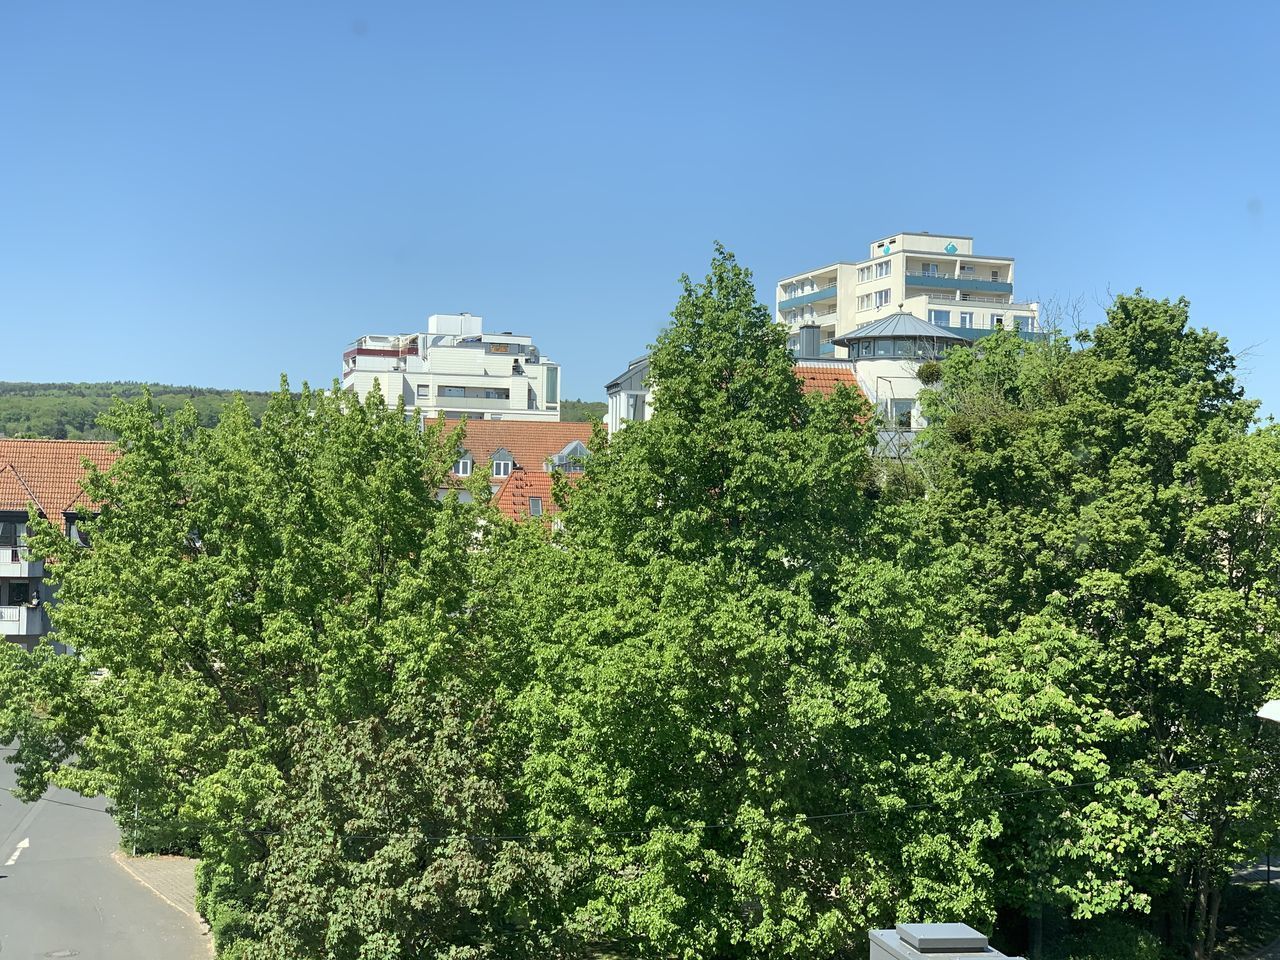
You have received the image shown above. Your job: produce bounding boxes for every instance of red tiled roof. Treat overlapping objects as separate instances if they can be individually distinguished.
[425,418,592,473]
[0,439,119,521]
[492,468,560,521]
[793,362,862,398]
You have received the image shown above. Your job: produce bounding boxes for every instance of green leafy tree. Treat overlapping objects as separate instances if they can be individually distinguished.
[913,296,1280,959]
[0,382,495,956]
[245,679,561,959]
[485,248,1003,958]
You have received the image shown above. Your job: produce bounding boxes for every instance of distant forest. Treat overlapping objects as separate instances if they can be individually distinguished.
[0,382,607,439]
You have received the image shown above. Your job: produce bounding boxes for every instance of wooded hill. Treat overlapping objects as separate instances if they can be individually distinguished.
[0,381,606,439]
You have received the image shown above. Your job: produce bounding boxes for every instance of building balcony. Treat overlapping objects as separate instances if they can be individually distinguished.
[905,272,1013,294]
[0,605,47,637]
[778,283,838,310]
[925,294,1031,308]
[420,395,520,411]
[0,550,43,578]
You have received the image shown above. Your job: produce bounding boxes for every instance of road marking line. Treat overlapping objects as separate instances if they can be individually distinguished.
[4,836,29,865]
[1,793,47,853]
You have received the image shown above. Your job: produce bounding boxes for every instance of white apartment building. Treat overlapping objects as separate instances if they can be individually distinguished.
[776,232,1041,355]
[342,313,562,421]
[1,439,118,653]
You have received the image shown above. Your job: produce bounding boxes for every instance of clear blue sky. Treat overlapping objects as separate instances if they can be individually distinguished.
[2,1,1278,415]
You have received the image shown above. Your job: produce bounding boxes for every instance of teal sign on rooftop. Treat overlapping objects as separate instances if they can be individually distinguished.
[944,242,958,254]
[882,244,891,254]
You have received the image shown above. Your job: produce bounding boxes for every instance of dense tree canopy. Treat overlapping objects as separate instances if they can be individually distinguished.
[2,257,1278,960]
[0,380,278,439]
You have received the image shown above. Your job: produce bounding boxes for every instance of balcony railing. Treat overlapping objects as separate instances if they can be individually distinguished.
[925,294,1033,308]
[0,605,45,636]
[905,272,1013,294]
[0,557,43,579]
[778,282,838,311]
[422,395,518,411]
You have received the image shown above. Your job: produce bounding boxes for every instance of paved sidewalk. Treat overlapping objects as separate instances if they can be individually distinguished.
[113,851,213,953]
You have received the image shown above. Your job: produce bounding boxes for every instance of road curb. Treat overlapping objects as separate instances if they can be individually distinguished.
[111,850,214,955]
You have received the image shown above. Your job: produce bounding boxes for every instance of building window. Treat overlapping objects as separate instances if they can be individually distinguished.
[890,399,914,431]
[857,294,872,311]
[8,580,29,605]
[959,311,974,328]
[492,460,512,479]
[959,264,974,275]
[529,497,543,517]
[857,266,871,282]
[545,366,559,405]
[1014,314,1033,332]
[0,522,18,547]
[991,270,1000,280]
[928,309,951,326]
[861,340,873,357]
[875,260,892,278]
[992,315,1005,329]
[874,289,892,308]
[454,458,472,477]
[920,262,939,277]
[874,339,892,357]
[893,338,913,357]
[438,385,465,398]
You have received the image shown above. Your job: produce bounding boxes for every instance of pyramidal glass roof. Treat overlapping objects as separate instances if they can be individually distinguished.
[832,311,970,346]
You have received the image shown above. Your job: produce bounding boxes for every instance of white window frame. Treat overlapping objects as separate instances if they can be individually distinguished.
[875,260,892,278]
[959,311,974,329]
[454,458,472,477]
[492,460,512,479]
[874,289,892,309]
[529,497,543,517]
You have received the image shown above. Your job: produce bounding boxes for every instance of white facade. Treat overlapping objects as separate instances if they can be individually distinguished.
[776,232,1041,355]
[830,312,970,456]
[0,519,52,651]
[604,357,653,434]
[342,313,562,422]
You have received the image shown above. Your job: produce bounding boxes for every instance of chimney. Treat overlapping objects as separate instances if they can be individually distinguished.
[792,323,822,360]
[870,923,1023,960]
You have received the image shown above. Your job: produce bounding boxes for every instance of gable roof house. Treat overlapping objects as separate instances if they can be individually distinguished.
[605,355,866,434]
[0,439,119,651]
[426,418,593,520]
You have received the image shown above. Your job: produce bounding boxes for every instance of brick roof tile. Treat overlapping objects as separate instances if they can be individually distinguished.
[793,363,863,398]
[425,418,593,472]
[0,439,119,521]
[491,468,560,521]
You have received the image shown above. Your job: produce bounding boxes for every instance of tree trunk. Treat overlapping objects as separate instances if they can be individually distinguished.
[1205,885,1222,960]
[1190,865,1209,960]
[1029,906,1044,960]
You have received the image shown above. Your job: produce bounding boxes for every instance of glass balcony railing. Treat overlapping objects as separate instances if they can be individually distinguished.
[778,282,838,311]
[905,272,1013,294]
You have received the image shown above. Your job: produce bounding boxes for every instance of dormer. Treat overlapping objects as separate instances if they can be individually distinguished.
[548,439,589,474]
[491,447,514,479]
[452,451,473,478]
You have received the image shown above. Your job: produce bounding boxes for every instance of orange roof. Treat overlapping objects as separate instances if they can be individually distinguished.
[492,468,559,521]
[0,439,119,521]
[426,418,592,473]
[793,362,862,398]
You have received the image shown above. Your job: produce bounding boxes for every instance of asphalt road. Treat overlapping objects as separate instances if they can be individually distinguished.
[0,753,208,959]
